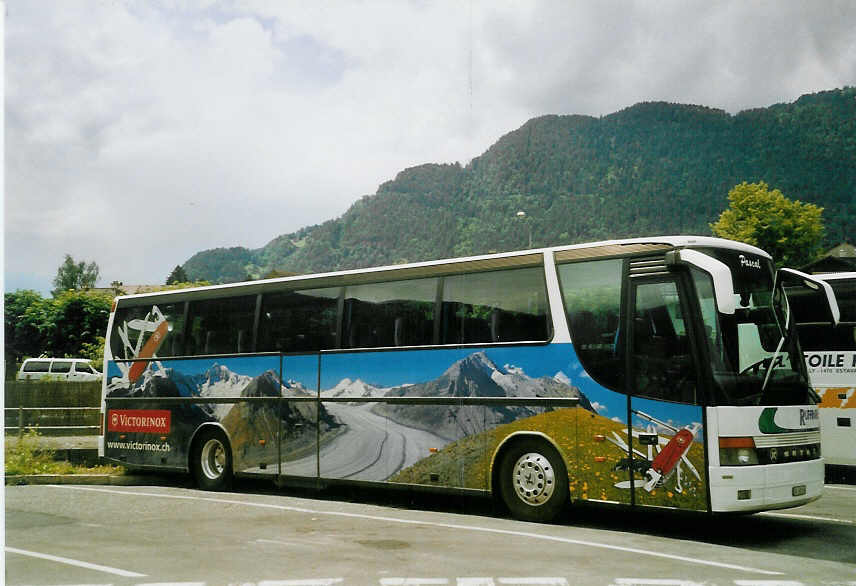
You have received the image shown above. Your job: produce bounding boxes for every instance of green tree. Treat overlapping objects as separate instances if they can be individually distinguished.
[710,181,825,267]
[79,335,106,368]
[165,265,189,285]
[4,290,51,375]
[52,254,100,296]
[45,290,112,359]
[4,289,112,376]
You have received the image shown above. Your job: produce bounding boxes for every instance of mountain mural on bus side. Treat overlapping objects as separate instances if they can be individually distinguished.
[291,349,596,483]
[106,348,593,481]
[364,351,593,441]
[106,362,340,471]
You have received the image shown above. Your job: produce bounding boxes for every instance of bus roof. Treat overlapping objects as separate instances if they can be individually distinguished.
[115,235,770,305]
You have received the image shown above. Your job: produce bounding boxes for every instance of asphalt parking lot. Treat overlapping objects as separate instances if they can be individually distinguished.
[5,479,855,585]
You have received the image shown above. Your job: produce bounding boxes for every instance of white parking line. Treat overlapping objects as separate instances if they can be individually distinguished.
[733,581,806,586]
[610,578,704,586]
[4,546,147,578]
[52,485,784,576]
[137,583,206,586]
[258,578,345,586]
[380,578,449,586]
[825,485,856,492]
[497,578,568,586]
[758,511,854,525]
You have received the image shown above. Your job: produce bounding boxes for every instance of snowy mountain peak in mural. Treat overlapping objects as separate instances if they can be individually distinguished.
[553,371,571,385]
[197,363,253,397]
[382,350,593,410]
[322,377,386,399]
[444,350,499,380]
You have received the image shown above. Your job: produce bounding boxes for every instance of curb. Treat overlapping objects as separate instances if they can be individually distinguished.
[5,474,165,486]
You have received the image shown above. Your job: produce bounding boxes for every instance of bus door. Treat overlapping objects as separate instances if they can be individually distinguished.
[626,276,708,510]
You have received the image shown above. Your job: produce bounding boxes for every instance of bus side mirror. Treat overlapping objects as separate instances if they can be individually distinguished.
[665,249,737,314]
[777,268,840,327]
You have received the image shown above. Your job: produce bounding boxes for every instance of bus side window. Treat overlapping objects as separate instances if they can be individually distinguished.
[441,267,549,345]
[110,302,186,358]
[342,278,437,349]
[831,279,856,323]
[557,259,623,391]
[257,287,341,352]
[186,295,256,356]
[631,280,697,403]
[797,323,856,352]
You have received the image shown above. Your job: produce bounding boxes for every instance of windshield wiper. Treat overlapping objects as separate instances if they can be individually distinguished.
[762,301,790,392]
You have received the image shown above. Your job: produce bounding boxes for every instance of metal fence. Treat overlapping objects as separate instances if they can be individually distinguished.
[4,381,100,436]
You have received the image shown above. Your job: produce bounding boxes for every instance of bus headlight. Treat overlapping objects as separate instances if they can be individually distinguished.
[719,436,759,466]
[736,448,754,465]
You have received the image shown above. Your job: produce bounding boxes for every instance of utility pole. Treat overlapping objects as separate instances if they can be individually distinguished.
[516,210,532,248]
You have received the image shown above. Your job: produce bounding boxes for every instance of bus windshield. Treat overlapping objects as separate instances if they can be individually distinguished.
[690,248,811,406]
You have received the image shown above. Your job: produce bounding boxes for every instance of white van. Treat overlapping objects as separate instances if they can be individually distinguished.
[16,358,102,382]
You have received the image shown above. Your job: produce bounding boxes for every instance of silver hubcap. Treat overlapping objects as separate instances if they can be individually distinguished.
[200,438,226,480]
[512,452,555,506]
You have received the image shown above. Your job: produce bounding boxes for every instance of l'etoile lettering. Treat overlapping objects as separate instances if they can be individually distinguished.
[108,409,171,433]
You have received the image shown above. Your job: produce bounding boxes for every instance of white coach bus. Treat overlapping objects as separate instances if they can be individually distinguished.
[100,236,837,522]
[790,272,855,471]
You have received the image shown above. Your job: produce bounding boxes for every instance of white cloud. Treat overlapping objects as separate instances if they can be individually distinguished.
[5,0,856,292]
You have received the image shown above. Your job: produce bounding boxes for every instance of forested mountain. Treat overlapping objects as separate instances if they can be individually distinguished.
[182,88,855,283]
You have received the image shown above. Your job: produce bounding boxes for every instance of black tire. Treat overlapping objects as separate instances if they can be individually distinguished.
[191,427,233,491]
[498,437,569,523]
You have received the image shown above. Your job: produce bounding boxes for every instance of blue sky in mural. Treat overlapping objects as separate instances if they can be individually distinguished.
[163,356,280,379]
[319,345,577,389]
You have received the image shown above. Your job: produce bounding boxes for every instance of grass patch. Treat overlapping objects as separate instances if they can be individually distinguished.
[5,429,124,476]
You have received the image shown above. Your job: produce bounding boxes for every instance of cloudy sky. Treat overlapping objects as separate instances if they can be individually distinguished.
[5,1,855,294]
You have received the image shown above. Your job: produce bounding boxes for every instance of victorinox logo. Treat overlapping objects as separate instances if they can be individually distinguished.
[107,409,171,434]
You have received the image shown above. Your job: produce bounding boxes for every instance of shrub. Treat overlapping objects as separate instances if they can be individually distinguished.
[4,429,123,476]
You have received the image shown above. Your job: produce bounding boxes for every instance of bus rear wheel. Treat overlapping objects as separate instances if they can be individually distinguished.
[498,438,568,523]
[191,428,233,491]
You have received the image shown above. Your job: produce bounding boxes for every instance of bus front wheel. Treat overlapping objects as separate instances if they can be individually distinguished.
[191,428,233,491]
[498,438,568,523]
